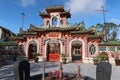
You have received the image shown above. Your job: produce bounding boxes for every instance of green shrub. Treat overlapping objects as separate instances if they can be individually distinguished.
[32,52,39,59]
[93,52,109,64]
[61,53,68,64]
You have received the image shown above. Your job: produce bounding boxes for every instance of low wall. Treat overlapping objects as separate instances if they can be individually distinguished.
[82,58,116,65]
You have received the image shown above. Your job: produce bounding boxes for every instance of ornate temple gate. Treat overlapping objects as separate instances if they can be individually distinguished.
[12,6,106,64]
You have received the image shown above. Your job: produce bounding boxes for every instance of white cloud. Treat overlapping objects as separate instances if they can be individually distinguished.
[65,0,106,16]
[109,18,120,24]
[20,0,36,7]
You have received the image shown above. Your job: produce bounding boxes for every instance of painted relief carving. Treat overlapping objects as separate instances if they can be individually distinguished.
[89,44,96,55]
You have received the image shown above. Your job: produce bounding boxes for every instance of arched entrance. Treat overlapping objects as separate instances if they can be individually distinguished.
[18,45,24,54]
[46,39,61,61]
[71,40,82,61]
[28,42,37,60]
[52,16,58,26]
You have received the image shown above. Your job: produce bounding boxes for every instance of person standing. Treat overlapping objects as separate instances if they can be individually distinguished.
[96,60,112,80]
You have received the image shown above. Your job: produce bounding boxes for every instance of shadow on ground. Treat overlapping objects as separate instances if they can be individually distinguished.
[30,73,48,80]
[30,73,95,80]
[84,76,95,80]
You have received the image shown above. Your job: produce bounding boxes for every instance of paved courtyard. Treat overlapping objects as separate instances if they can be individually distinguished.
[0,60,120,80]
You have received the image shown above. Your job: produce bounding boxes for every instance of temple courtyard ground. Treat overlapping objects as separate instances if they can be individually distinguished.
[0,60,120,80]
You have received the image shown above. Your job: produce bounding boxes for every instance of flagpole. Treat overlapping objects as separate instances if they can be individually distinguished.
[95,6,108,41]
[21,13,25,29]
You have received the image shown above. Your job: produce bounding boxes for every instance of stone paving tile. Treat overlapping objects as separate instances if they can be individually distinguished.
[0,61,120,80]
[0,61,59,80]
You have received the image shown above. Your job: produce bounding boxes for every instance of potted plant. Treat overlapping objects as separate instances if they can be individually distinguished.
[11,51,19,61]
[112,52,120,66]
[93,56,99,65]
[32,52,39,63]
[61,53,68,64]
[93,52,109,65]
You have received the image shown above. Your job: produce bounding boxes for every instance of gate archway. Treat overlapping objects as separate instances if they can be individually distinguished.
[46,39,61,61]
[71,40,82,61]
[28,41,37,60]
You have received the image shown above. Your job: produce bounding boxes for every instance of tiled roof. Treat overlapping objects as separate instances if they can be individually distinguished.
[0,26,15,35]
[71,30,94,34]
[29,24,77,32]
[0,41,18,46]
[99,41,120,46]
[60,11,71,18]
[46,5,64,13]
[21,31,37,35]
[39,12,50,18]
[46,5,64,9]
[12,36,24,40]
[88,33,104,38]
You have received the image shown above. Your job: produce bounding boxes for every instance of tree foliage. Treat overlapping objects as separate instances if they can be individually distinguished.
[74,21,86,31]
[89,22,120,41]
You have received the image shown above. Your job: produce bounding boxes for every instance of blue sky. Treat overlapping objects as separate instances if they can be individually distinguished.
[0,0,120,38]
